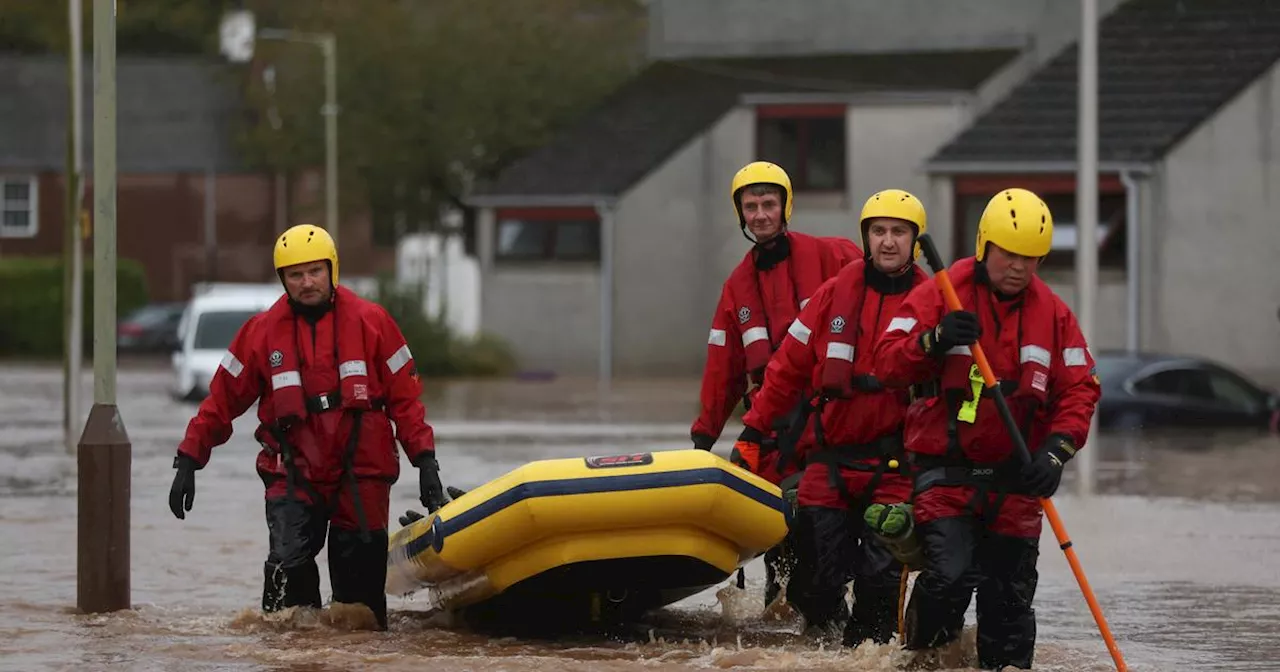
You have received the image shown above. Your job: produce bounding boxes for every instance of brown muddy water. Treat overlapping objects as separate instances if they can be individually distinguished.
[3,363,1279,672]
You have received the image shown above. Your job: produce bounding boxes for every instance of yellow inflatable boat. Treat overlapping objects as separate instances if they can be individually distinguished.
[385,448,790,631]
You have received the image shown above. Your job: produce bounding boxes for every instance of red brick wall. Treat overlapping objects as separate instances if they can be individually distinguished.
[0,170,394,301]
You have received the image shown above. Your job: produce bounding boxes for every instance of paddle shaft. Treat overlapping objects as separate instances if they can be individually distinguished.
[916,234,1127,671]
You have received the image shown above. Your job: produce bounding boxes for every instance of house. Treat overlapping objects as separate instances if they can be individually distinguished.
[923,0,1280,383]
[465,0,1129,378]
[0,55,392,301]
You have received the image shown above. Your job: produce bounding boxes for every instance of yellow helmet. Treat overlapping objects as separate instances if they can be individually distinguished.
[273,224,339,285]
[731,161,793,226]
[859,189,927,258]
[975,188,1054,261]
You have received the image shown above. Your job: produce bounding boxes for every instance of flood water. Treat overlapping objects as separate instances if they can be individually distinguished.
[3,362,1279,672]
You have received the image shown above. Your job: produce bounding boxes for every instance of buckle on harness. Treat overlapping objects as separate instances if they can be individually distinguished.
[305,391,386,414]
[306,391,342,414]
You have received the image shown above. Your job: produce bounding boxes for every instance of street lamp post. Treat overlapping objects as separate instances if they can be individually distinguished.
[220,12,339,246]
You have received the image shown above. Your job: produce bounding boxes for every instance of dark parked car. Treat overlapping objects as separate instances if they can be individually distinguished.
[118,302,186,353]
[1094,350,1279,432]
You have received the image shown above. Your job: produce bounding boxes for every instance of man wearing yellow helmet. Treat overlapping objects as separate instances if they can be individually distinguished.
[734,189,930,645]
[168,224,447,631]
[874,189,1101,669]
[691,161,861,606]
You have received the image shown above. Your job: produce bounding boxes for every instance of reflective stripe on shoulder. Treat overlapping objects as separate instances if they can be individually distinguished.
[386,344,413,374]
[887,317,917,333]
[787,319,812,345]
[1021,345,1051,368]
[1063,347,1088,366]
[708,329,727,347]
[220,351,244,378]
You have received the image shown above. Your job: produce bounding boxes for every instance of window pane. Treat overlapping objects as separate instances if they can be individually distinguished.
[804,117,845,191]
[496,219,549,259]
[1035,194,1127,254]
[2,210,28,231]
[958,192,1127,267]
[553,220,599,260]
[3,181,29,202]
[757,118,800,178]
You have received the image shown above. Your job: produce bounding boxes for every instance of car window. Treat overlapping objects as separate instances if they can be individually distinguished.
[1132,369,1200,396]
[193,310,259,350]
[1204,369,1264,410]
[126,304,178,326]
[1133,366,1264,411]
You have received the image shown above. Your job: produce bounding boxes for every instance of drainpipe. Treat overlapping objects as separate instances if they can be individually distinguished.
[1120,170,1140,353]
[596,200,615,387]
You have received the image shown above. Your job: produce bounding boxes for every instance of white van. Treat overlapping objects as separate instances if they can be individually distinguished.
[170,283,283,400]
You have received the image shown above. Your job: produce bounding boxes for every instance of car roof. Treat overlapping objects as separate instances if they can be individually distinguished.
[1094,349,1205,368]
[1094,349,1272,390]
[189,288,282,312]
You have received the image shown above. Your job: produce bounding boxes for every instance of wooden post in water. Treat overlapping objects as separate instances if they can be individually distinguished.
[77,0,131,614]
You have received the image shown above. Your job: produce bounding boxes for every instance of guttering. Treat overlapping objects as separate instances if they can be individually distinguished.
[465,194,619,209]
[924,160,1154,175]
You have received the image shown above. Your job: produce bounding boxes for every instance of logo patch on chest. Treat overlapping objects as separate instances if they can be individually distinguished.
[269,350,284,368]
[830,316,846,334]
[737,306,751,324]
[1032,370,1049,392]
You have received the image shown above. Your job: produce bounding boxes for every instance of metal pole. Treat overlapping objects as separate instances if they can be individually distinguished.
[71,3,85,457]
[596,201,615,387]
[322,35,339,247]
[78,0,130,614]
[1121,170,1140,353]
[1075,0,1099,498]
[64,0,85,457]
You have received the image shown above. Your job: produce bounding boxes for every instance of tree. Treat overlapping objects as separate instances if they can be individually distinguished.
[1,0,648,242]
[233,0,646,242]
[0,0,237,54]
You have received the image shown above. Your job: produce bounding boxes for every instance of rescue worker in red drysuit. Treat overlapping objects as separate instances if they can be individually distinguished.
[735,189,930,644]
[168,224,447,631]
[873,188,1101,669]
[691,161,861,605]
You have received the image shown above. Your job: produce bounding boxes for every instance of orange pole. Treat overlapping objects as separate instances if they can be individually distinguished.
[918,235,1128,672]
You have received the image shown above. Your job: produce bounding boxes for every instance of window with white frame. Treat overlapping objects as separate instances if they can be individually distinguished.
[0,176,37,238]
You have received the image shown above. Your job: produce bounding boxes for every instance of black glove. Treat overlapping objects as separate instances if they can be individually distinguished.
[396,485,468,527]
[1022,434,1076,497]
[413,453,446,513]
[736,425,765,445]
[168,454,199,520]
[921,310,981,356]
[398,509,426,527]
[692,432,716,451]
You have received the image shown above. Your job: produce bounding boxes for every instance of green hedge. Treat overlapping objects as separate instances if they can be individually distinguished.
[372,278,516,378]
[0,257,150,357]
